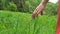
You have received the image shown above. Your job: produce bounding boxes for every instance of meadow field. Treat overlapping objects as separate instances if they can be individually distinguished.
[0,10,56,34]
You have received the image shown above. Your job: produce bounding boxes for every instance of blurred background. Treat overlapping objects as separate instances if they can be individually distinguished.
[0,0,58,34]
[0,0,58,15]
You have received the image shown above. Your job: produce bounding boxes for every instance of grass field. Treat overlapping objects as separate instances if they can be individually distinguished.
[0,10,57,34]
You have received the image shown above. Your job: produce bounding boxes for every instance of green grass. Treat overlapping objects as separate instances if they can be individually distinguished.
[0,10,56,34]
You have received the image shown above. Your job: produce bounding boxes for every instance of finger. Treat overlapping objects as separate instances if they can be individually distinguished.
[40,11,43,15]
[32,13,35,19]
[32,12,38,19]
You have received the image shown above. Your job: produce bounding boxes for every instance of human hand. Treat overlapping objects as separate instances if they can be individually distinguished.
[32,5,44,19]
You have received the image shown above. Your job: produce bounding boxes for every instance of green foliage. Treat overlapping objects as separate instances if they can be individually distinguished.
[0,0,6,10]
[0,0,58,15]
[23,1,29,13]
[25,0,42,13]
[25,0,58,15]
[44,3,58,15]
[29,0,42,11]
[15,0,25,12]
[0,10,56,34]
[5,2,17,11]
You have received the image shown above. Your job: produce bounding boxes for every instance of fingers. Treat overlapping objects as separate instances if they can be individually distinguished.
[32,13,35,19]
[40,11,43,15]
[32,11,38,19]
[32,4,44,19]
[32,12,36,19]
[32,8,41,19]
[32,10,43,19]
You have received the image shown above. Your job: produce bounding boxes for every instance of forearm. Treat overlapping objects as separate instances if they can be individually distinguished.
[40,0,49,15]
[32,0,49,19]
[42,0,49,5]
[35,0,49,14]
[36,0,49,9]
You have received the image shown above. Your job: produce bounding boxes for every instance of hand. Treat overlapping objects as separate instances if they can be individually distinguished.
[32,5,44,19]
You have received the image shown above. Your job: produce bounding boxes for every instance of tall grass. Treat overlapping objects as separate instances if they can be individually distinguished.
[0,10,56,34]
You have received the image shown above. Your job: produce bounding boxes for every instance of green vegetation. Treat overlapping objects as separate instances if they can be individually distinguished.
[0,0,58,15]
[0,10,56,34]
[0,0,58,34]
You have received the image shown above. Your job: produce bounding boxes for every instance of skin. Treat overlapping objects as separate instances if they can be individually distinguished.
[32,0,60,34]
[56,0,60,34]
[32,0,49,19]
